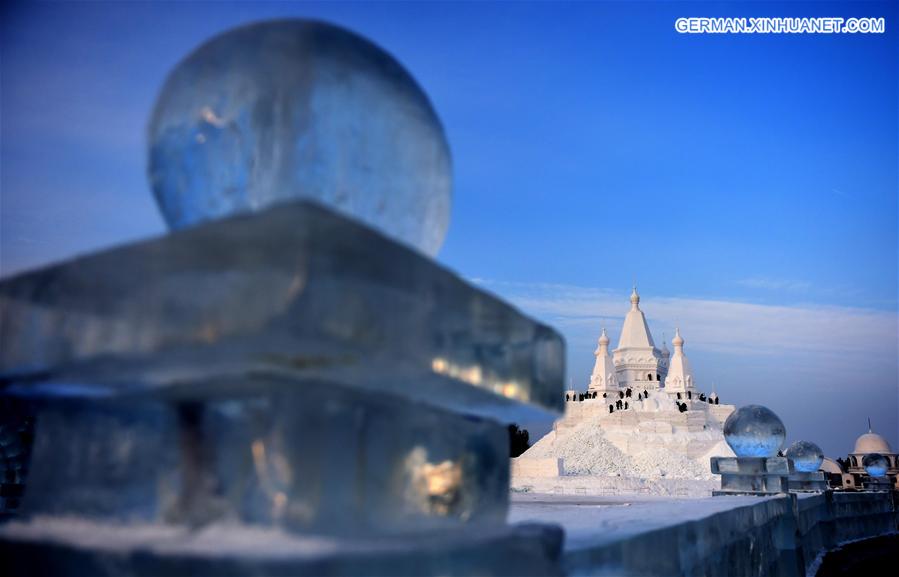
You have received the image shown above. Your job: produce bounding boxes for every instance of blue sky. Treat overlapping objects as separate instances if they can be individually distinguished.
[2,1,896,457]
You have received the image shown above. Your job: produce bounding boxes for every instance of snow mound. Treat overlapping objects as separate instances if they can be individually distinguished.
[522,416,719,481]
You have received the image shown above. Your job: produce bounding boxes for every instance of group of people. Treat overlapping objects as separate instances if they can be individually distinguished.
[674,391,721,405]
[609,399,630,412]
[567,387,653,404]
[607,388,651,413]
[567,386,722,417]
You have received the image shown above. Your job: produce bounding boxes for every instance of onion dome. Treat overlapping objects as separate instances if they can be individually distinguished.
[598,328,610,347]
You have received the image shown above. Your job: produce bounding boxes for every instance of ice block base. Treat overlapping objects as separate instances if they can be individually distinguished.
[711,457,792,496]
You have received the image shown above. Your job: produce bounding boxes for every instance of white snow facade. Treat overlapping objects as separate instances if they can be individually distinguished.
[516,288,737,496]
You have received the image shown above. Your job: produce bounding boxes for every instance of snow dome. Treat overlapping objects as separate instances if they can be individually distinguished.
[853,432,892,455]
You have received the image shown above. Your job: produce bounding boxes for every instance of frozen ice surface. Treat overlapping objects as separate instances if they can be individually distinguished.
[148,20,451,257]
[784,440,823,473]
[723,405,785,458]
[509,492,773,550]
[0,201,563,419]
[862,453,888,477]
[0,516,564,576]
[21,383,509,536]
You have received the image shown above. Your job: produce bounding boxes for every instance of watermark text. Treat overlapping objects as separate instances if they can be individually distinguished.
[675,17,885,34]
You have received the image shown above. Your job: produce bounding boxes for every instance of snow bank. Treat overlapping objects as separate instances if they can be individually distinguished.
[521,415,725,482]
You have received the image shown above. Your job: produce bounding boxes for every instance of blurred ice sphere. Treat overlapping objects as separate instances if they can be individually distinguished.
[784,440,823,473]
[723,405,786,458]
[862,453,888,477]
[148,20,452,257]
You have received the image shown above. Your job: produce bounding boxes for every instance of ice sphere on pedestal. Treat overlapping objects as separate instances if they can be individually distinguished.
[862,453,888,477]
[784,440,823,473]
[148,20,452,257]
[723,405,786,458]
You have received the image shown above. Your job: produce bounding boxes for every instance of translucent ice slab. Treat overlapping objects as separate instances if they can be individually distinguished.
[20,382,510,536]
[0,201,563,420]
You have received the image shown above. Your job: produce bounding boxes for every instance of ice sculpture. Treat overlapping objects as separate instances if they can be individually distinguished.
[148,20,452,257]
[784,440,828,492]
[723,404,785,458]
[0,401,33,512]
[863,453,888,478]
[712,405,791,495]
[0,19,563,575]
[785,441,823,473]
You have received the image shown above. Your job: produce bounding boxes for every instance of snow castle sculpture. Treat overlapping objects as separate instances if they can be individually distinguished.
[514,289,736,496]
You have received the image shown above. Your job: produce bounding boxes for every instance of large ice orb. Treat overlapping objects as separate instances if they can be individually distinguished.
[862,453,888,477]
[148,20,452,257]
[784,440,823,473]
[723,405,786,458]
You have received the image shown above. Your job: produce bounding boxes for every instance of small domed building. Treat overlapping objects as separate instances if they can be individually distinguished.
[818,457,856,490]
[842,423,898,489]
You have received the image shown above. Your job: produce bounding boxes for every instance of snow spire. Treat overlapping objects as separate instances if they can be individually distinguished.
[663,328,694,393]
[672,327,684,349]
[598,327,610,348]
[589,327,618,393]
[617,286,655,349]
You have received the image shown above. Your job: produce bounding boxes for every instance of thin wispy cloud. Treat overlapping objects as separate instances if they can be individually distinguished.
[735,277,812,292]
[473,278,897,369]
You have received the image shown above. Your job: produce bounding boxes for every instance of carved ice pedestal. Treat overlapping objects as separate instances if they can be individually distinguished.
[0,202,565,575]
[862,478,893,492]
[788,471,828,493]
[711,456,793,496]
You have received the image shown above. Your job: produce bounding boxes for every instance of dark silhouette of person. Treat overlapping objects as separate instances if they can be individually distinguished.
[609,405,614,414]
[677,392,682,400]
[626,388,632,398]
[624,402,628,410]
[603,393,607,398]
[593,391,597,399]
[687,391,692,399]
[715,398,719,405]
[565,394,569,402]
[619,391,624,399]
